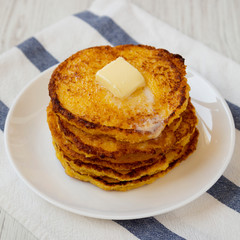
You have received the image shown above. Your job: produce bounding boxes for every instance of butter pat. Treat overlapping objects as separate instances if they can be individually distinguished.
[96,57,145,98]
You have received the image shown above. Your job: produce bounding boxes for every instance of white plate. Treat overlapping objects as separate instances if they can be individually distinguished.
[4,66,235,220]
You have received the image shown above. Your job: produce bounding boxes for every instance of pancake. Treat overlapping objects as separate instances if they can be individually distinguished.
[47,100,197,162]
[47,45,199,191]
[54,133,190,179]
[49,105,195,171]
[52,128,198,182]
[49,45,190,143]
[54,139,160,171]
[55,129,199,191]
[53,128,193,174]
[57,109,179,156]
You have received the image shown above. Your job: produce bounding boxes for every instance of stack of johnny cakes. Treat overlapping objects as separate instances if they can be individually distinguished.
[47,45,199,191]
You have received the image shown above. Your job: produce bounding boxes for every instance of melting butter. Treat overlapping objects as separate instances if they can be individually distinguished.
[96,57,145,98]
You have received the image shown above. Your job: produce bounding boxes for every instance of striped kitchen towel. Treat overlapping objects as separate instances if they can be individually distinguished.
[1,0,239,239]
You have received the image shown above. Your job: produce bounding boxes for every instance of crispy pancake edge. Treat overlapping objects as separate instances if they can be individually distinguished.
[47,100,197,159]
[53,129,198,182]
[59,129,198,191]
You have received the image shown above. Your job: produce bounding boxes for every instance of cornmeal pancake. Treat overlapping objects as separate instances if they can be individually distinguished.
[47,45,199,191]
[51,124,194,172]
[54,130,198,191]
[52,128,198,182]
[49,45,190,143]
[47,100,197,162]
[47,103,162,163]
[52,127,193,174]
[53,139,160,171]
[57,110,179,157]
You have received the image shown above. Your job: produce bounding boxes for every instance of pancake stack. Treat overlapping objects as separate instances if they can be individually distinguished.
[47,45,199,191]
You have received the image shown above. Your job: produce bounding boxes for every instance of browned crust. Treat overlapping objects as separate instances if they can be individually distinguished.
[56,141,161,171]
[56,100,197,159]
[47,102,165,163]
[56,129,198,182]
[61,129,199,191]
[48,44,189,142]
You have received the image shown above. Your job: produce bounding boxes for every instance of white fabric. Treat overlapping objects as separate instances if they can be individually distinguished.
[0,0,239,239]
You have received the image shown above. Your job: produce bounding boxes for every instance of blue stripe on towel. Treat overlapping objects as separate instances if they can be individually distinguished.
[207,175,240,213]
[74,11,138,46]
[226,100,240,131]
[0,100,9,131]
[17,37,59,72]
[114,217,184,240]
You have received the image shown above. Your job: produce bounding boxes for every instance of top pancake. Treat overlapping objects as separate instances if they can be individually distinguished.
[49,45,190,143]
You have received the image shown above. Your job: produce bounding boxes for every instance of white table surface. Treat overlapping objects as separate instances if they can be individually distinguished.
[0,0,239,239]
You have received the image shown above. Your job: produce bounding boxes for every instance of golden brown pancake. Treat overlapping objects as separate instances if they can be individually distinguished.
[54,132,191,180]
[49,45,190,143]
[54,129,198,191]
[47,100,197,162]
[47,45,199,191]
[52,124,194,174]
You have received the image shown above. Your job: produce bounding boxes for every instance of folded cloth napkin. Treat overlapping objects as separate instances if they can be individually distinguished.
[1,0,240,239]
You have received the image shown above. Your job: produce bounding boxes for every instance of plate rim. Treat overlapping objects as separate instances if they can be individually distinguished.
[4,66,236,220]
